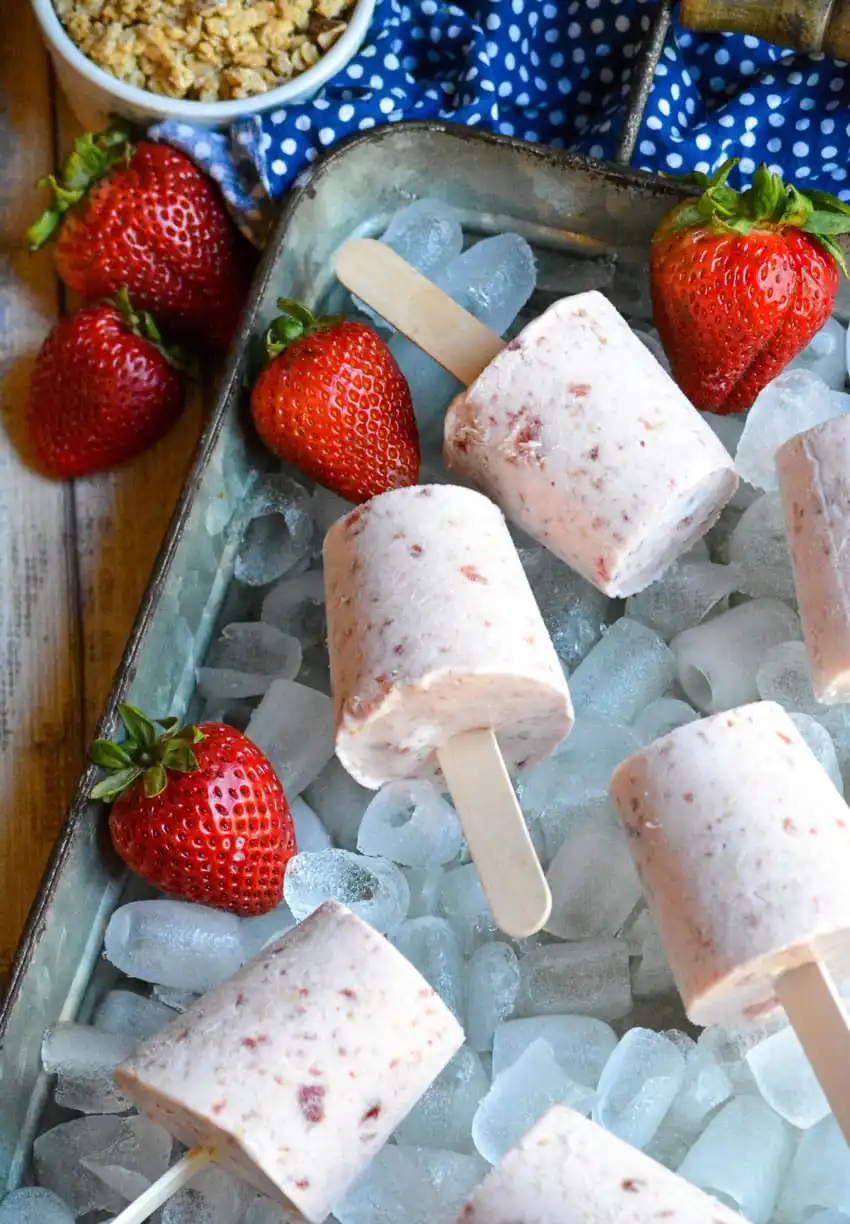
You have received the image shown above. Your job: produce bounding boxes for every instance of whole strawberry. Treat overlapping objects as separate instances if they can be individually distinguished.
[28,290,187,479]
[28,128,253,351]
[91,706,295,916]
[651,159,850,414]
[250,299,419,503]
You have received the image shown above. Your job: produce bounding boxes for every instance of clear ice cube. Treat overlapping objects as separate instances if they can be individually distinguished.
[290,795,332,853]
[491,1015,617,1088]
[41,1023,137,1114]
[161,1164,254,1224]
[756,639,819,715]
[358,199,464,324]
[625,561,742,642]
[701,411,746,458]
[153,985,200,1013]
[788,713,843,794]
[471,1039,596,1164]
[629,910,677,1000]
[631,698,700,745]
[260,571,326,647]
[393,1047,489,1154]
[728,492,797,603]
[438,863,497,955]
[592,1028,685,1149]
[104,899,244,992]
[775,1116,850,1222]
[34,1116,169,1217]
[544,800,641,941]
[238,901,296,960]
[206,622,303,678]
[789,316,848,389]
[92,990,174,1042]
[569,619,676,724]
[392,917,464,1019]
[818,706,850,793]
[516,939,632,1022]
[0,1188,75,1224]
[464,943,520,1052]
[295,646,332,695]
[234,474,316,586]
[245,680,333,795]
[671,597,801,713]
[311,486,355,536]
[333,1145,487,1224]
[661,1031,732,1133]
[303,757,372,851]
[519,546,610,669]
[284,849,409,933]
[404,865,444,919]
[79,1112,174,1202]
[242,1198,292,1224]
[677,1096,793,1224]
[735,369,850,492]
[357,780,463,868]
[746,1023,830,1129]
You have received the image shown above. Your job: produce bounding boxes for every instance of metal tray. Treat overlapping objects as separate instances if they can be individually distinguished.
[0,121,688,1194]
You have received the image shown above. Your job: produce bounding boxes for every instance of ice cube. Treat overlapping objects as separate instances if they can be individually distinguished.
[544,800,641,941]
[198,696,257,731]
[629,911,677,1000]
[393,1047,488,1154]
[357,199,464,323]
[234,474,316,586]
[756,638,818,713]
[79,1112,173,1201]
[41,1024,137,1113]
[775,1116,850,1222]
[818,705,850,793]
[392,916,464,1018]
[205,622,302,678]
[333,1145,487,1224]
[303,757,372,850]
[0,1188,75,1224]
[697,1021,779,1096]
[284,849,409,932]
[632,698,700,745]
[671,597,801,713]
[242,1198,291,1224]
[104,899,244,992]
[661,1031,732,1133]
[678,1096,793,1223]
[357,780,463,868]
[404,865,444,918]
[245,680,333,795]
[516,939,632,1021]
[746,1023,830,1129]
[296,646,332,695]
[311,485,355,535]
[808,1213,850,1224]
[439,863,496,955]
[153,985,200,1012]
[92,989,174,1041]
[491,1015,617,1087]
[290,795,332,853]
[625,561,742,641]
[735,369,850,492]
[592,1028,685,1149]
[161,1164,254,1224]
[728,492,797,603]
[33,1116,169,1217]
[260,571,326,647]
[789,316,848,389]
[788,712,843,794]
[464,943,520,1052]
[471,1039,596,1164]
[701,410,746,457]
[238,901,296,959]
[569,619,676,724]
[519,546,610,669]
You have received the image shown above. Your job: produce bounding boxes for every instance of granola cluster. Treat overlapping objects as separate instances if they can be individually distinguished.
[54,0,355,101]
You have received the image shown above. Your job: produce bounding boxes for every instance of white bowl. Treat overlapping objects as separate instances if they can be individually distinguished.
[30,0,376,130]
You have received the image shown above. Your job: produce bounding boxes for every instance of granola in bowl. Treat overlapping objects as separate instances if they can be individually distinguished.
[53,0,356,101]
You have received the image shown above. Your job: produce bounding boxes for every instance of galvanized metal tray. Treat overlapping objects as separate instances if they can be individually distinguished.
[0,120,688,1194]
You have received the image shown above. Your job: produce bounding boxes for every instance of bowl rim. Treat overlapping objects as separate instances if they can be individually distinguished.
[29,0,376,121]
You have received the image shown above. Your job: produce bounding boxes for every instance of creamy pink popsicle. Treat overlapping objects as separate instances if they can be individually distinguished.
[115,901,463,1222]
[777,415,850,703]
[609,702,850,1028]
[455,1106,747,1224]
[323,483,574,789]
[443,291,738,597]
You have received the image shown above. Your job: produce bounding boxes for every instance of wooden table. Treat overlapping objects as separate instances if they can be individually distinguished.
[0,5,205,982]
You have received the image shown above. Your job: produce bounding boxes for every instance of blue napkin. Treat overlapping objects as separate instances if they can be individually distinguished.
[150,0,850,246]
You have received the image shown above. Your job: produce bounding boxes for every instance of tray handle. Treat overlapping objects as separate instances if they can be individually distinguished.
[679,0,850,58]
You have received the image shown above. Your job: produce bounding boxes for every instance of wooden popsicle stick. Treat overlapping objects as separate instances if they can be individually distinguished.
[437,730,552,939]
[111,1146,215,1224]
[334,239,504,384]
[775,961,850,1143]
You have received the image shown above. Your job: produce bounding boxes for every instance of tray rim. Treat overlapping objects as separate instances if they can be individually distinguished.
[0,118,683,1035]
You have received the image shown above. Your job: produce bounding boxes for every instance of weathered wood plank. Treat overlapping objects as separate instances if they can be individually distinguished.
[0,10,82,979]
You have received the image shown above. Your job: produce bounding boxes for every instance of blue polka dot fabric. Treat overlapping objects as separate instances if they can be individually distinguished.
[150,0,850,246]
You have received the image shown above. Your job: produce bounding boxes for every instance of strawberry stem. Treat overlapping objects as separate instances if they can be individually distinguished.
[111,288,196,377]
[263,298,345,361]
[90,704,204,803]
[28,127,134,250]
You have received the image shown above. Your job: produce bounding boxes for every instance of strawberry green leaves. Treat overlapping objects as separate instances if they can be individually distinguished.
[263,299,345,361]
[90,704,204,803]
[28,128,133,249]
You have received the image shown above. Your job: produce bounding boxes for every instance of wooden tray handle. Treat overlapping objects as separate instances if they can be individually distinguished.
[678,0,850,58]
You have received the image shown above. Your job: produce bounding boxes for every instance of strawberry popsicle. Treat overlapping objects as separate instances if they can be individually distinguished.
[114,901,463,1223]
[444,291,738,597]
[776,415,850,703]
[324,483,574,788]
[455,1106,747,1224]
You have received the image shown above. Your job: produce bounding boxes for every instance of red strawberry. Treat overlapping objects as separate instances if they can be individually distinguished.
[27,290,187,479]
[250,299,419,503]
[650,159,850,414]
[91,706,295,917]
[28,128,253,351]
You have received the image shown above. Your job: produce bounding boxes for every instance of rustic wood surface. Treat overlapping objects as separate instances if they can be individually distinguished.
[0,7,204,984]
